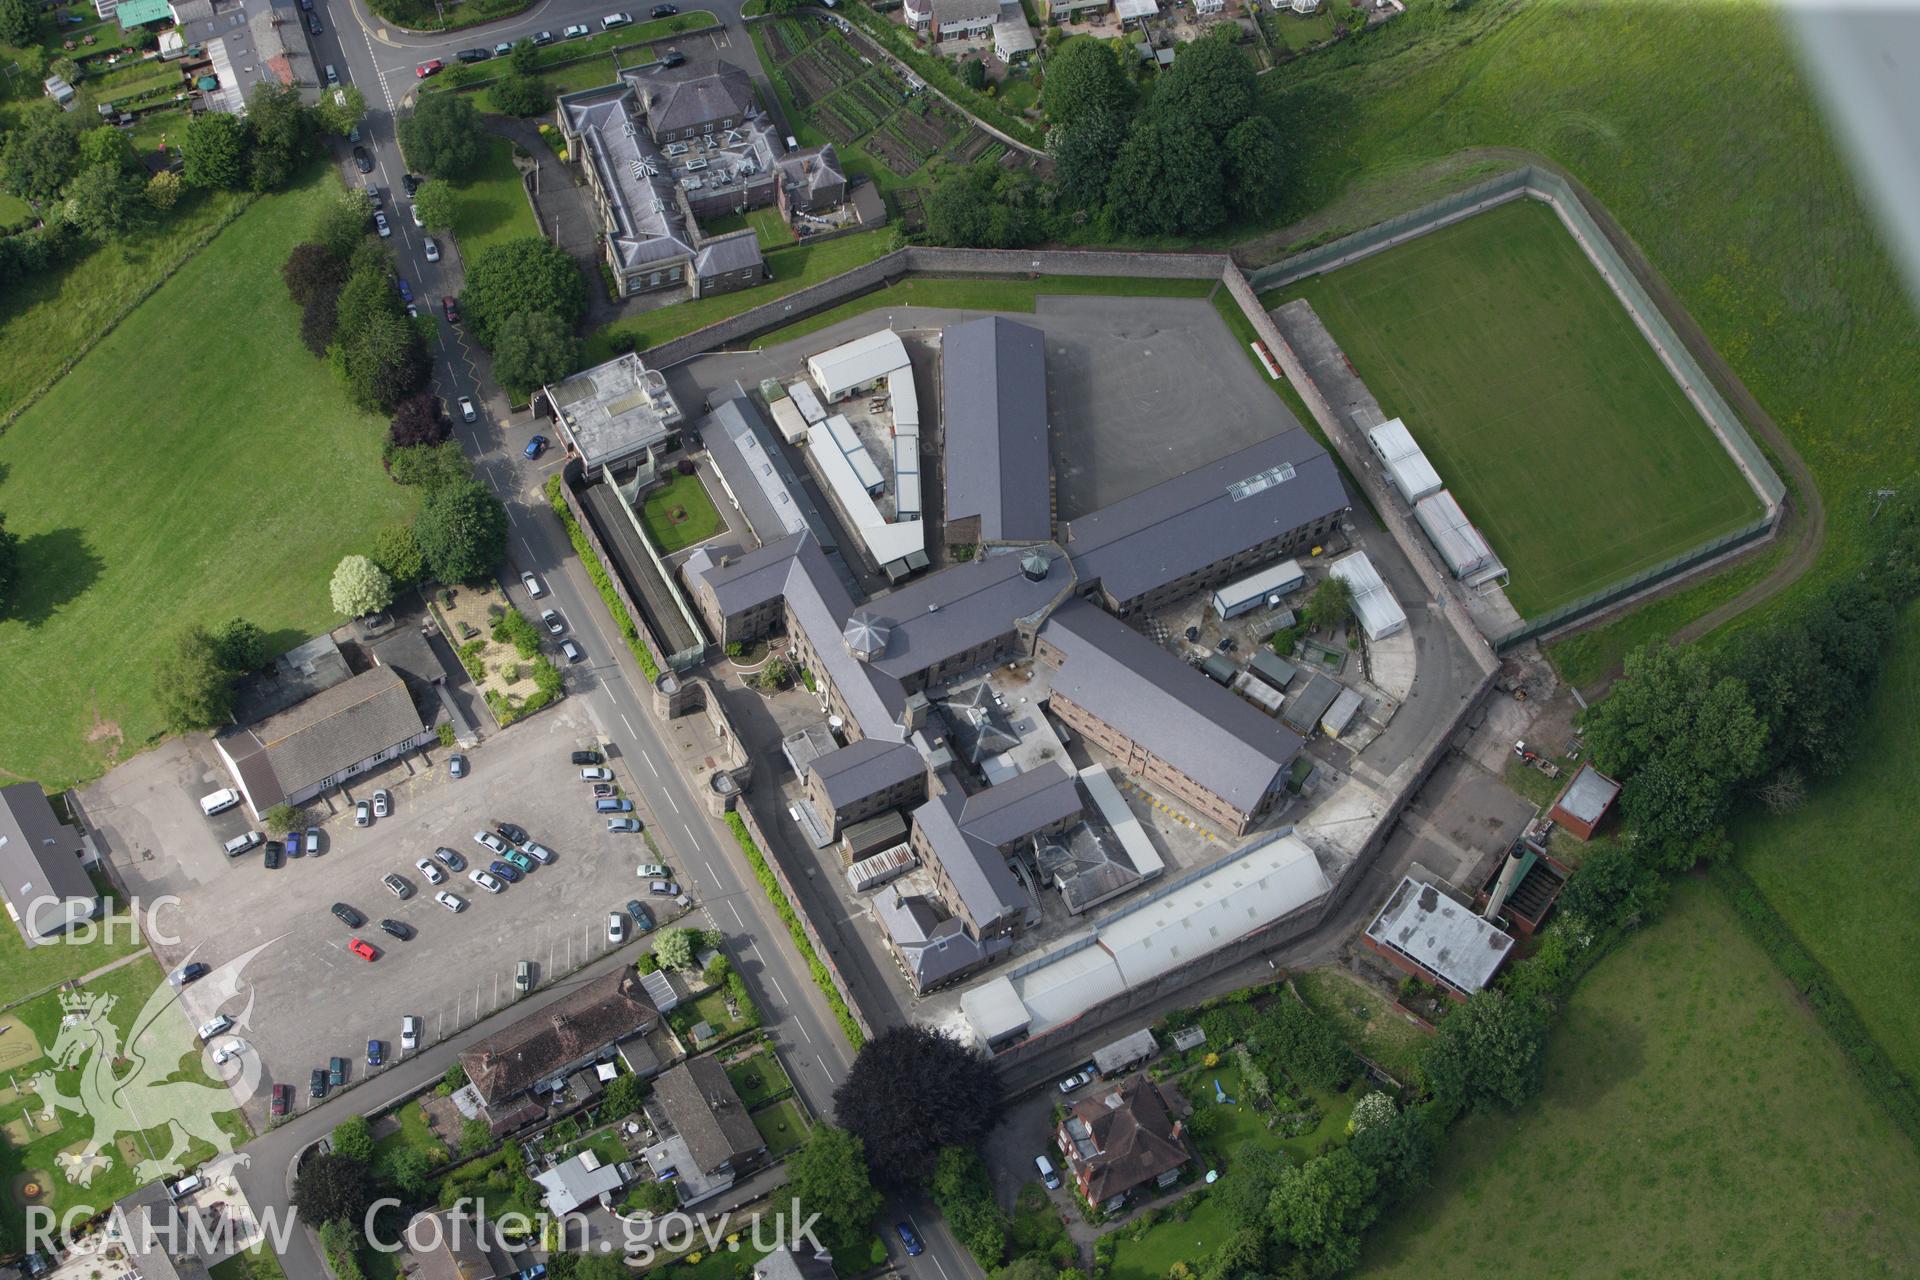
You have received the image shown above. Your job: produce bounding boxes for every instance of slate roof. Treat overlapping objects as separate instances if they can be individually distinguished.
[1062,1075,1189,1202]
[873,890,1000,991]
[955,762,1083,850]
[754,1247,838,1280]
[1064,429,1348,606]
[693,228,766,278]
[809,738,926,808]
[704,396,832,547]
[0,784,95,945]
[933,0,999,23]
[560,86,695,272]
[941,317,1052,544]
[652,1057,764,1173]
[912,783,1026,929]
[403,1211,496,1280]
[776,145,844,206]
[635,60,757,137]
[223,665,425,803]
[859,546,1068,682]
[461,969,658,1105]
[1041,599,1301,815]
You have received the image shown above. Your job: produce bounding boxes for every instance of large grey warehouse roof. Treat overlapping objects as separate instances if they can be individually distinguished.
[1041,599,1302,813]
[942,317,1053,544]
[1064,430,1348,606]
[808,738,926,807]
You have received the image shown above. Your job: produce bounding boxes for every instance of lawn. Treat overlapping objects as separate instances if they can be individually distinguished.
[640,473,725,553]
[724,1050,795,1109]
[0,167,419,786]
[1267,7,1336,52]
[746,205,797,251]
[749,1098,810,1158]
[0,872,147,1008]
[1729,599,1920,1085]
[1267,197,1762,617]
[1179,1064,1355,1166]
[208,1244,288,1280]
[1358,879,1920,1277]
[753,274,1219,346]
[1291,968,1429,1088]
[1107,1186,1235,1280]
[445,136,538,260]
[371,1099,450,1179]
[584,228,896,360]
[670,989,754,1042]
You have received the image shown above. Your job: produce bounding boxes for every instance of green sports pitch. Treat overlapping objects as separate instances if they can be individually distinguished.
[1271,198,1762,618]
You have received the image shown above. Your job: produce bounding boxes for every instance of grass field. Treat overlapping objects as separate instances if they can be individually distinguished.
[446,136,539,260]
[1359,879,1920,1277]
[1292,968,1428,1088]
[1270,198,1761,616]
[1728,599,1920,1084]
[1108,1189,1234,1280]
[754,274,1219,346]
[640,474,724,553]
[0,874,146,1008]
[0,168,418,786]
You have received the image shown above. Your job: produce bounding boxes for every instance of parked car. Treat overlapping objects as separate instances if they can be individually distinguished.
[379,918,415,941]
[626,900,653,930]
[474,831,510,855]
[201,788,242,816]
[222,830,263,857]
[592,783,616,799]
[348,938,379,962]
[516,960,533,993]
[651,4,677,15]
[331,903,366,928]
[382,872,414,900]
[353,145,373,174]
[561,639,585,663]
[456,46,491,62]
[404,302,420,319]
[450,754,468,778]
[597,797,633,814]
[601,12,632,28]
[522,570,546,598]
[434,846,467,872]
[309,1069,328,1099]
[436,889,466,912]
[896,1224,924,1258]
[443,295,459,323]
[354,799,372,826]
[284,830,304,857]
[496,821,530,845]
[521,841,555,865]
[263,842,284,870]
[212,1040,244,1065]
[401,1015,421,1052]
[308,14,322,34]
[571,749,603,765]
[502,849,534,874]
[395,278,412,303]
[416,858,446,885]
[271,1083,293,1116]
[659,48,685,67]
[329,1056,347,1086]
[524,434,549,460]
[581,766,613,782]
[494,41,513,55]
[416,59,444,78]
[564,23,590,38]
[532,29,556,44]
[169,962,209,987]
[372,209,389,237]
[366,1039,385,1067]
[638,863,669,878]
[197,1015,233,1042]
[403,172,421,195]
[459,396,476,422]
[608,817,642,834]
[373,789,392,818]
[541,608,564,634]
[606,912,627,944]
[423,237,440,263]
[488,860,523,884]
[1056,1070,1093,1094]
[306,825,323,855]
[647,879,679,897]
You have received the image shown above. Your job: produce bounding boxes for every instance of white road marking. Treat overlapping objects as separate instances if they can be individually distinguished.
[623,714,637,738]
[641,751,658,777]
[727,901,744,927]
[765,971,790,1003]
[665,790,680,815]
[797,1022,814,1045]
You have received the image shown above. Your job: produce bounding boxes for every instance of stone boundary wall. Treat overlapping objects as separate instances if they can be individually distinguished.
[556,463,672,678]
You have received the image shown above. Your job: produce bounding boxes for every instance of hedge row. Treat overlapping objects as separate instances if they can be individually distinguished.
[724,811,866,1050]
[545,473,661,681]
[1709,861,1920,1150]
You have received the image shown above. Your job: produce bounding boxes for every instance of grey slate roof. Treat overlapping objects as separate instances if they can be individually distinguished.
[704,396,833,547]
[1041,599,1302,814]
[775,145,845,207]
[873,890,998,991]
[933,0,999,23]
[693,228,765,278]
[560,84,696,271]
[941,317,1052,543]
[914,786,1026,928]
[956,762,1083,850]
[1280,672,1340,736]
[808,738,926,808]
[652,1056,764,1173]
[860,545,1069,681]
[232,665,424,800]
[635,60,757,136]
[1065,429,1348,606]
[755,1248,838,1280]
[0,784,95,945]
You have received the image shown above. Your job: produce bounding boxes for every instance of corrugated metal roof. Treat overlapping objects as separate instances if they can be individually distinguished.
[1367,418,1443,505]
[809,330,909,401]
[1328,550,1407,640]
[1413,490,1497,578]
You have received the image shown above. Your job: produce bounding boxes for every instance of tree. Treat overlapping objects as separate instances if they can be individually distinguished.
[312,189,375,260]
[342,308,430,412]
[602,1072,647,1119]
[492,74,552,117]
[1198,1228,1265,1280]
[387,439,471,490]
[757,654,791,692]
[783,1126,884,1260]
[316,84,366,138]
[1103,114,1225,238]
[1267,1148,1377,1274]
[369,522,426,587]
[331,1115,375,1162]
[412,180,456,233]
[398,91,485,178]
[928,1146,1007,1268]
[961,58,987,91]
[1213,1142,1289,1233]
[155,626,235,732]
[63,164,151,240]
[1422,989,1551,1115]
[1040,37,1131,132]
[246,82,314,191]
[389,391,452,448]
[652,926,696,970]
[509,36,540,75]
[292,1151,370,1226]
[78,127,136,175]
[0,0,38,48]
[210,617,269,673]
[1223,114,1283,218]
[284,242,349,308]
[1347,1102,1436,1205]
[146,169,181,211]
[834,1024,1004,1185]
[387,1146,435,1199]
[461,238,589,348]
[1555,840,1665,936]
[330,554,394,617]
[302,291,341,358]
[3,112,79,203]
[181,111,249,190]
[1049,103,1127,214]
[1580,642,1765,859]
[924,161,1034,249]
[414,478,509,584]
[442,1062,469,1093]
[1347,1091,1395,1136]
[1303,574,1353,634]
[460,1116,490,1156]
[0,512,18,619]
[1151,30,1255,138]
[332,254,399,350]
[264,803,303,836]
[490,309,578,392]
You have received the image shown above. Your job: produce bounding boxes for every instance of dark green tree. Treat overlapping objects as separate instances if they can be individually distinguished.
[961,58,987,91]
[1223,114,1283,218]
[369,522,426,586]
[386,1146,435,1199]
[283,242,349,306]
[1048,103,1127,214]
[1198,1227,1265,1280]
[332,256,399,350]
[1104,114,1225,237]
[1212,1142,1290,1232]
[291,1151,370,1226]
[924,161,1034,249]
[246,82,314,191]
[460,1116,490,1156]
[834,1024,1004,1185]
[1347,1102,1438,1205]
[1267,1148,1377,1275]
[1040,36,1131,132]
[210,617,270,673]
[412,180,456,232]
[181,111,249,190]
[3,111,79,203]
[63,164,151,240]
[490,309,578,392]
[342,308,430,412]
[397,91,485,178]
[928,1146,1007,1267]
[1555,841,1666,937]
[1151,30,1255,137]
[414,477,509,584]
[509,36,540,75]
[1302,573,1353,634]
[460,237,588,347]
[78,126,137,175]
[155,626,235,731]
[0,0,39,48]
[331,1115,375,1162]
[783,1126,885,1260]
[601,1071,647,1119]
[1423,989,1551,1115]
[312,188,376,260]
[490,75,553,118]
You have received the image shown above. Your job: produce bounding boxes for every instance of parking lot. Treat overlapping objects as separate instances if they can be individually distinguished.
[81,700,688,1124]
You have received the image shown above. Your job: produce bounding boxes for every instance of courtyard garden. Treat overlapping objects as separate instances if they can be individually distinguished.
[444,137,539,260]
[639,472,725,554]
[434,581,563,728]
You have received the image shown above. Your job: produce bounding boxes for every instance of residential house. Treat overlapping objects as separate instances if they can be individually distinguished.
[402,1210,500,1280]
[931,0,1000,42]
[643,1057,768,1205]
[754,1247,836,1280]
[0,784,99,947]
[1055,1075,1191,1210]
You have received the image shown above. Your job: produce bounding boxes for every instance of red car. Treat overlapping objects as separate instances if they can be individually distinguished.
[348,937,380,962]
[442,295,458,323]
[416,59,443,78]
[270,1083,293,1116]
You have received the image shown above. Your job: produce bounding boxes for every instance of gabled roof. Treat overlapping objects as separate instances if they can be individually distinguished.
[808,738,926,808]
[693,228,765,277]
[955,762,1082,850]
[0,785,95,945]
[941,317,1052,544]
[776,145,845,202]
[222,665,425,802]
[913,787,1025,929]
[874,890,1000,990]
[460,969,658,1105]
[933,0,999,22]
[652,1057,764,1173]
[634,60,757,135]
[1062,1075,1189,1202]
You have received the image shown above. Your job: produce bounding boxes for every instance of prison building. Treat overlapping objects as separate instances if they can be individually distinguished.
[808,329,910,403]
[1328,550,1407,641]
[1366,418,1443,506]
[702,396,836,551]
[941,317,1053,549]
[802,738,930,839]
[1064,430,1349,616]
[1209,558,1306,621]
[1413,490,1501,581]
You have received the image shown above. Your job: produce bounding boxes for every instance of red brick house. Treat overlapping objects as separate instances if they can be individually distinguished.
[1055,1075,1191,1212]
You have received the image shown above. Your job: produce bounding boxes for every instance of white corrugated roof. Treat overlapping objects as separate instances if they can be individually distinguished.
[1329,550,1407,640]
[1367,418,1443,505]
[890,368,919,435]
[788,380,826,425]
[809,329,910,401]
[1013,939,1125,1029]
[1413,490,1496,578]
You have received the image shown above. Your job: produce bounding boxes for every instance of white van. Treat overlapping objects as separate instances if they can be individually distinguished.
[1035,1154,1060,1190]
[222,831,263,857]
[200,788,241,816]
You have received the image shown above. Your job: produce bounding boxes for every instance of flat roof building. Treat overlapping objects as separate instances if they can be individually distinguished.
[1548,764,1622,841]
[1366,418,1443,506]
[1328,549,1407,641]
[545,353,685,477]
[1362,873,1515,1000]
[1413,489,1501,580]
[1210,558,1305,620]
[1280,671,1340,737]
[941,316,1053,547]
